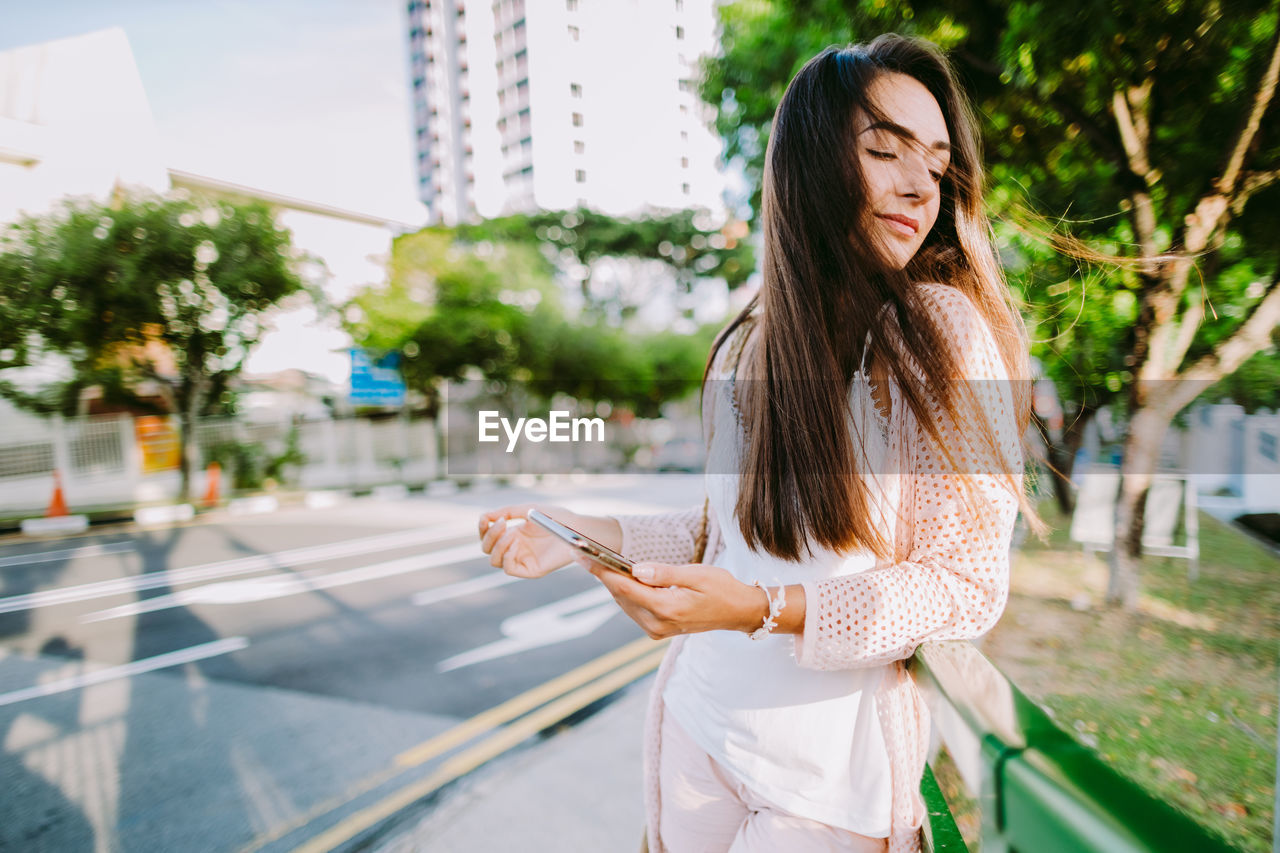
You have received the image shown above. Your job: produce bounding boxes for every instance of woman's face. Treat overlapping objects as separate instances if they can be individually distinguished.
[854,72,951,270]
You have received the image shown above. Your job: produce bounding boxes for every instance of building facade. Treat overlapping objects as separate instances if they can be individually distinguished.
[407,0,727,224]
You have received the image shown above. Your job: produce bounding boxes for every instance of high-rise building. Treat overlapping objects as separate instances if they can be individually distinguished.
[407,0,727,224]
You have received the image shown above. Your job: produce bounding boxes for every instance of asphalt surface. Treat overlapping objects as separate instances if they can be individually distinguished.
[0,474,700,853]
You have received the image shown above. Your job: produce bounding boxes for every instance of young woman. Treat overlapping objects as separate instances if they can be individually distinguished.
[478,34,1035,853]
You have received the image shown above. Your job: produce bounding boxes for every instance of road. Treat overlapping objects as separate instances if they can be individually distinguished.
[0,474,701,853]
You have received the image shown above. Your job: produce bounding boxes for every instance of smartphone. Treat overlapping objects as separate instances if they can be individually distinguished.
[526,508,635,576]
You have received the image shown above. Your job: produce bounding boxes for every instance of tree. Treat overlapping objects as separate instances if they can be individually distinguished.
[455,207,755,323]
[345,229,560,407]
[702,0,1280,608]
[0,192,307,500]
[345,227,719,419]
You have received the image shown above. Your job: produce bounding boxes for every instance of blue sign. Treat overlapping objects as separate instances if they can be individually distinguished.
[349,349,407,406]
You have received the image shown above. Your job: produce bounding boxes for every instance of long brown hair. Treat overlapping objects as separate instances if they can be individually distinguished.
[706,34,1037,561]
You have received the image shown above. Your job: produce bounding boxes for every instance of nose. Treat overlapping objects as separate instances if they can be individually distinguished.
[898,152,937,204]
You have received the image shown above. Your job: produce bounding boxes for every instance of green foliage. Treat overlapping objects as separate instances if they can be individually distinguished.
[0,192,306,417]
[455,206,754,320]
[347,229,556,393]
[345,224,725,418]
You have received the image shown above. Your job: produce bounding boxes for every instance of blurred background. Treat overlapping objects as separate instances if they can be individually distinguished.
[0,1,1276,851]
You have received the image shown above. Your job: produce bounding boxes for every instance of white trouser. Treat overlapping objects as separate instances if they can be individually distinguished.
[658,706,888,853]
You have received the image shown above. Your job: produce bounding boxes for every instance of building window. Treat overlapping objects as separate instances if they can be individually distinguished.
[572,112,583,126]
[566,0,577,8]
[682,182,690,194]
[675,0,684,9]
[679,104,688,114]
[675,25,684,39]
[574,140,585,154]
[568,24,580,41]
[575,169,587,183]
[1262,432,1278,463]
[570,82,582,97]
[681,157,689,168]
[680,130,688,141]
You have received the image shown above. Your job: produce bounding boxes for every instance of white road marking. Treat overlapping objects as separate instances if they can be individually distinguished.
[81,543,484,622]
[435,587,619,673]
[411,571,523,607]
[0,637,249,707]
[0,527,464,615]
[0,541,136,569]
[409,562,584,608]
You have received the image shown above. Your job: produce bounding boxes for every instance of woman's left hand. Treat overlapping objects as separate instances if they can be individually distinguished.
[584,561,766,639]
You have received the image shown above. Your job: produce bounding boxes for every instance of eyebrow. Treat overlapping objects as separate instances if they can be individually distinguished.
[859,120,951,154]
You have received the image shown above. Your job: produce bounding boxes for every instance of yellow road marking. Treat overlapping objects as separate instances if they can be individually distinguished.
[394,633,662,768]
[237,635,668,853]
[290,645,668,853]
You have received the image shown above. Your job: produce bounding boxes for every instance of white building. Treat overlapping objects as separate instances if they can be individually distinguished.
[408,0,728,223]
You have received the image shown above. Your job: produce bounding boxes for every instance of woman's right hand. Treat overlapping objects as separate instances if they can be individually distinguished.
[477,504,582,579]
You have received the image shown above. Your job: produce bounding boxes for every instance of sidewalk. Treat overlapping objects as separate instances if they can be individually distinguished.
[373,675,652,853]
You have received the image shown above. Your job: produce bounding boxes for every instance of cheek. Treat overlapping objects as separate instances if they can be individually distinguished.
[859,160,894,197]
[921,198,942,236]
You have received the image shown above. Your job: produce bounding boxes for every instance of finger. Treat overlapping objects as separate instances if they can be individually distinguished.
[590,563,670,611]
[480,518,506,554]
[478,504,535,536]
[631,562,694,588]
[489,526,522,569]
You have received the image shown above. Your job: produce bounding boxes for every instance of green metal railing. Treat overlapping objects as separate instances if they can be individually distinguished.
[911,641,1237,853]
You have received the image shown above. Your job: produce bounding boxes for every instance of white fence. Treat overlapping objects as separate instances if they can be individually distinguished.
[0,412,440,517]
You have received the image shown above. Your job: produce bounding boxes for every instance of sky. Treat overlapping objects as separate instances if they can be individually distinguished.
[0,0,428,224]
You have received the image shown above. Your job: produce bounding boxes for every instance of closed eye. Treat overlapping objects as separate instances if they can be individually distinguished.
[869,147,946,183]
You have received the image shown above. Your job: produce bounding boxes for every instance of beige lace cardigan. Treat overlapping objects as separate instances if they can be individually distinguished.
[611,283,1023,853]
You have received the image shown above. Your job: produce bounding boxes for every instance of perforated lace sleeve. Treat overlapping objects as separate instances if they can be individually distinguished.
[794,284,1023,671]
[610,505,703,566]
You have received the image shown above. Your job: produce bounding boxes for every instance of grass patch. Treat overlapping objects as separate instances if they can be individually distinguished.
[982,503,1278,852]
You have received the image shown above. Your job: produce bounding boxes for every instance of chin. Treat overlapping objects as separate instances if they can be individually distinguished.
[886,251,915,271]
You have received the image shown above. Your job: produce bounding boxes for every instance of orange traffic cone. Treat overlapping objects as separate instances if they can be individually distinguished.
[202,462,221,508]
[46,470,69,517]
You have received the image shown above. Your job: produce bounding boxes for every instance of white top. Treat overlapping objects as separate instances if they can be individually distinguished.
[661,352,896,837]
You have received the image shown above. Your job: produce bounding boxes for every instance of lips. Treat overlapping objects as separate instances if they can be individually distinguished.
[876,213,919,236]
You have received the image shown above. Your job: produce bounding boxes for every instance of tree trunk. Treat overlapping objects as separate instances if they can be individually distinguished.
[1037,404,1096,516]
[1108,404,1174,608]
[177,408,196,505]
[176,379,206,505]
